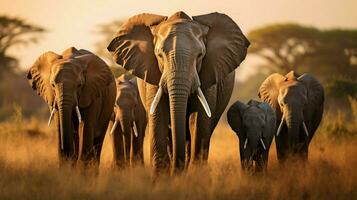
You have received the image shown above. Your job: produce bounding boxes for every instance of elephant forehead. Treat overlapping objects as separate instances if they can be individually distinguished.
[279,83,307,98]
[156,20,204,40]
[244,109,265,122]
[51,62,82,81]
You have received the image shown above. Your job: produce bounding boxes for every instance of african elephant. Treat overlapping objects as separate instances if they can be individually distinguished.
[109,74,147,168]
[227,100,276,173]
[27,47,116,167]
[258,71,324,163]
[107,11,249,173]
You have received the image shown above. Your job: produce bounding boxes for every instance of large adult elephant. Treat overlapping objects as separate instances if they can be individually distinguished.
[109,74,147,168]
[258,71,324,163]
[27,47,116,167]
[107,11,249,173]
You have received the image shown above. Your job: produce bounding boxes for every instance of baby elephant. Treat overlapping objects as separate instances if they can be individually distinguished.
[227,100,276,173]
[109,74,147,168]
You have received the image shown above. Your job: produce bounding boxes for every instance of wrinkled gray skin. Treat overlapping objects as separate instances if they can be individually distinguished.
[259,71,324,163]
[109,75,147,168]
[227,100,276,173]
[27,47,116,168]
[107,11,249,174]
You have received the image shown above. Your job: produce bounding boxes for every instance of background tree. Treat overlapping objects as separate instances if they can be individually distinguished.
[248,23,357,109]
[0,16,45,73]
[0,16,46,120]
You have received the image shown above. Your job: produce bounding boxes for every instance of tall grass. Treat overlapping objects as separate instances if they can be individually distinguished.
[0,104,356,200]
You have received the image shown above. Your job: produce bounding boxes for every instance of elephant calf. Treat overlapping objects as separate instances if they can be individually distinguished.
[109,74,147,168]
[227,100,276,173]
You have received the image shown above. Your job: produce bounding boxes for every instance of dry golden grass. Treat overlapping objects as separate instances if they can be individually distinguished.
[0,115,356,200]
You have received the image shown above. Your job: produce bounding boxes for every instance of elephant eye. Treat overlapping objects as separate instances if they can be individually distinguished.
[157,53,163,59]
[198,53,203,58]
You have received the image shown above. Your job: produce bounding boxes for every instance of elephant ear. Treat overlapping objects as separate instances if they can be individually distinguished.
[298,73,324,111]
[27,51,62,107]
[193,12,250,89]
[258,73,286,112]
[257,102,276,143]
[227,100,248,138]
[74,50,115,107]
[107,13,167,85]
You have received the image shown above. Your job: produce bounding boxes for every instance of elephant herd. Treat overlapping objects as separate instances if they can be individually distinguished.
[26,11,324,174]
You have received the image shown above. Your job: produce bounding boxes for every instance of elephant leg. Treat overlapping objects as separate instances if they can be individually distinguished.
[146,84,170,173]
[276,125,289,164]
[111,121,125,168]
[185,115,191,169]
[189,112,212,165]
[130,129,144,166]
[77,103,100,166]
[189,85,217,166]
[93,131,106,164]
[167,127,173,162]
[73,129,79,161]
[77,121,94,166]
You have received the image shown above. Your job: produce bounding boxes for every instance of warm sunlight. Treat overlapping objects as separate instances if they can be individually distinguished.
[0,1,356,199]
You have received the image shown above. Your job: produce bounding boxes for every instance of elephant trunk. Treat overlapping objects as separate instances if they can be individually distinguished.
[167,75,190,173]
[285,108,302,151]
[57,92,75,159]
[119,117,133,134]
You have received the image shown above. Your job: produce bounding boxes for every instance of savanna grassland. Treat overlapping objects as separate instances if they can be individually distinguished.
[0,103,356,200]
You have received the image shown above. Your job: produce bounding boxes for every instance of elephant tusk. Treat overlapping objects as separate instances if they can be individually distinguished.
[75,106,82,123]
[133,121,138,137]
[110,120,118,135]
[302,121,309,137]
[197,87,212,118]
[150,87,163,115]
[243,138,248,149]
[260,138,267,150]
[276,115,284,136]
[48,108,56,127]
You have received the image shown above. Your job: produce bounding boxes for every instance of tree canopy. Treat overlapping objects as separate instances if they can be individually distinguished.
[248,23,357,102]
[0,16,45,72]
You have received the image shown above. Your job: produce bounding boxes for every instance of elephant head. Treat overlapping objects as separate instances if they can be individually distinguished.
[227,100,275,170]
[258,71,324,151]
[110,74,139,137]
[27,47,114,158]
[107,11,249,169]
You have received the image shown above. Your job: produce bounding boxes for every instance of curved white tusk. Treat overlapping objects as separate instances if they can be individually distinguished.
[276,115,284,136]
[302,121,309,137]
[243,138,248,149]
[48,108,56,127]
[260,138,267,150]
[110,121,118,135]
[197,87,211,118]
[75,106,82,123]
[133,121,138,137]
[150,87,163,115]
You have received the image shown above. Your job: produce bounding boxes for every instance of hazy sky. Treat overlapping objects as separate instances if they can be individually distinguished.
[1,0,356,74]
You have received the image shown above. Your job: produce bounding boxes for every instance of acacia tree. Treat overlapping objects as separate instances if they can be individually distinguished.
[0,16,45,72]
[248,24,321,72]
[248,24,357,79]
[248,24,357,103]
